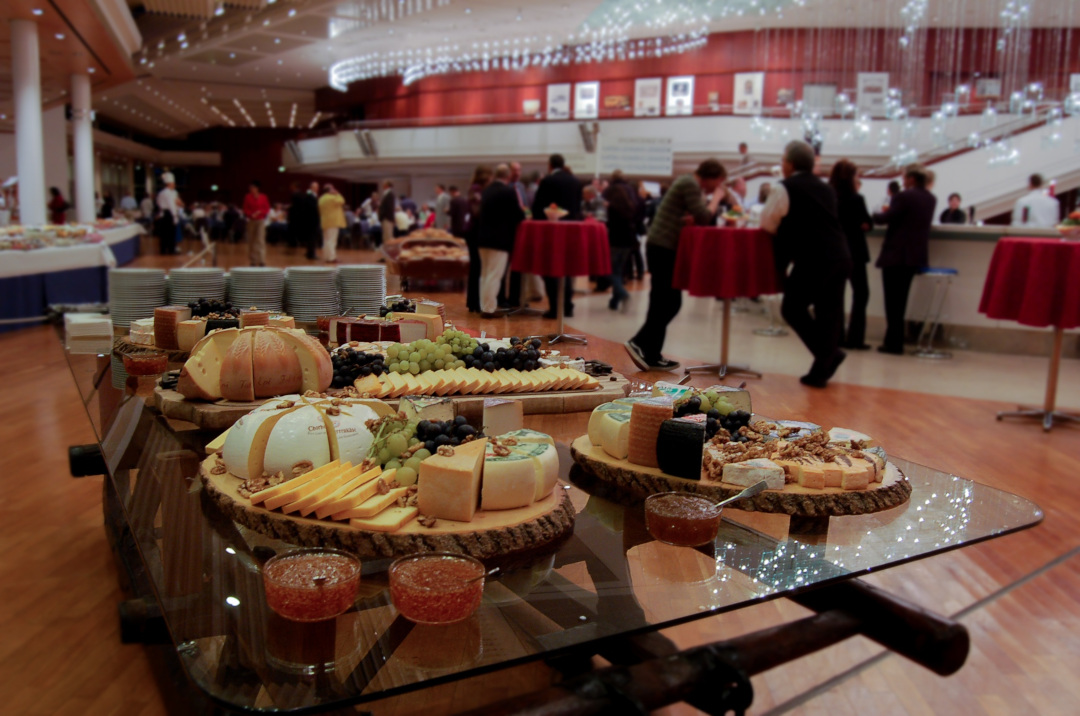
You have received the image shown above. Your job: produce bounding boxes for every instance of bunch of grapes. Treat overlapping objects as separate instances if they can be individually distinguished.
[707,410,753,442]
[417,416,478,452]
[375,416,481,486]
[435,329,479,359]
[673,389,736,418]
[378,299,415,317]
[330,348,387,388]
[384,339,466,375]
[187,298,238,318]
[463,337,544,372]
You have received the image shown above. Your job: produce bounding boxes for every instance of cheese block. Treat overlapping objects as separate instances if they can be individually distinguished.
[387,313,435,341]
[240,310,270,328]
[482,446,539,510]
[656,414,707,480]
[177,319,207,352]
[349,505,418,532]
[325,469,396,520]
[499,429,554,446]
[222,405,300,479]
[273,328,333,393]
[262,460,346,511]
[821,461,844,488]
[521,440,560,500]
[402,396,455,424]
[280,462,356,515]
[765,420,822,440]
[796,458,827,490]
[417,438,488,522]
[312,466,384,519]
[627,397,674,468]
[588,403,631,445]
[251,330,303,398]
[709,385,752,415]
[205,317,240,332]
[177,328,240,400]
[325,403,380,465]
[595,410,633,460]
[416,299,445,319]
[262,405,333,478]
[206,427,230,454]
[249,459,340,506]
[219,331,255,402]
[269,315,295,329]
[153,306,192,350]
[613,396,653,407]
[483,398,523,436]
[129,318,155,346]
[722,458,785,490]
[862,452,886,482]
[354,373,382,397]
[827,427,879,449]
[335,485,409,520]
[835,455,875,490]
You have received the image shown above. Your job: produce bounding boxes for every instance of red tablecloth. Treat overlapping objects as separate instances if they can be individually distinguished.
[978,237,1080,329]
[510,220,612,277]
[672,227,779,299]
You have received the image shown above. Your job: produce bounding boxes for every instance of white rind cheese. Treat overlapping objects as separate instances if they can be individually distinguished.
[596,411,633,460]
[722,458,785,490]
[262,405,333,477]
[483,398,524,436]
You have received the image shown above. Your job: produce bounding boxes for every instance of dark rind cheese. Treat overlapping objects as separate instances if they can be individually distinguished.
[205,317,240,332]
[657,414,707,480]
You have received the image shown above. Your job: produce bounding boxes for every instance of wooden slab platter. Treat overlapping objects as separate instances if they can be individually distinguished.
[569,436,911,518]
[113,336,190,365]
[198,455,576,560]
[155,371,630,431]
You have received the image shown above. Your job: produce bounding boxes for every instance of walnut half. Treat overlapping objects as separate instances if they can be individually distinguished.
[436,445,455,457]
[418,515,438,528]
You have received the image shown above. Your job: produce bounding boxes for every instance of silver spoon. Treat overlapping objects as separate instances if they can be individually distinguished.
[715,479,768,509]
[465,566,500,585]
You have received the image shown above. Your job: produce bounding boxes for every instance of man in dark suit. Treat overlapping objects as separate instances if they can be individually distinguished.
[530,154,583,318]
[476,164,526,317]
[377,180,397,246]
[448,185,469,238]
[873,164,936,355]
[288,181,318,258]
[760,140,853,388]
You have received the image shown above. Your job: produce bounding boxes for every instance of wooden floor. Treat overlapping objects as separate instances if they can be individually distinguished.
[4,238,1080,715]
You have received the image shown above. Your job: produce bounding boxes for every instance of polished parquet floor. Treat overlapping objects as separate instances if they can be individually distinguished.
[3,237,1079,715]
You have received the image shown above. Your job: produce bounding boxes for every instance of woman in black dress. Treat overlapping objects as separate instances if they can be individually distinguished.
[464,165,492,313]
[829,160,873,350]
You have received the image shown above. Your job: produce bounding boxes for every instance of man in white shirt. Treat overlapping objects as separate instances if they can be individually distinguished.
[1012,174,1060,228]
[156,172,183,255]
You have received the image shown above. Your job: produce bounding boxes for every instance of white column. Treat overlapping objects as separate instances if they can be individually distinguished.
[72,73,95,224]
[10,19,46,226]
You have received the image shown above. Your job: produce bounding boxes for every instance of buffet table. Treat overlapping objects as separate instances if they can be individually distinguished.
[673,226,779,377]
[60,326,1044,713]
[979,237,1080,430]
[0,224,144,332]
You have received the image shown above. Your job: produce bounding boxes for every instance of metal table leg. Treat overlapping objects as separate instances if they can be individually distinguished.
[914,271,954,359]
[548,277,587,345]
[997,327,1080,431]
[753,293,789,337]
[686,298,761,378]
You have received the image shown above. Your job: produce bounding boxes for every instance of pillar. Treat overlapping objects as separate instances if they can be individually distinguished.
[10,19,46,226]
[72,73,95,224]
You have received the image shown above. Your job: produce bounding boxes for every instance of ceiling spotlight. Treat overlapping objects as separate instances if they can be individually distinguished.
[229,52,236,58]
[88,67,95,73]
[177,33,186,42]
[55,33,65,40]
[214,4,224,17]
[32,9,44,16]
[288,9,297,17]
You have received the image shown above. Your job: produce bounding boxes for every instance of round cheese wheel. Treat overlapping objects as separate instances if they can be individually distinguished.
[223,408,291,479]
[263,405,333,477]
[327,404,379,466]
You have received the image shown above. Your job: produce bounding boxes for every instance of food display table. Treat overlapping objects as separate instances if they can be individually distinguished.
[979,237,1080,430]
[60,326,1044,713]
[0,224,144,333]
[511,220,611,345]
[672,227,779,378]
[381,235,469,287]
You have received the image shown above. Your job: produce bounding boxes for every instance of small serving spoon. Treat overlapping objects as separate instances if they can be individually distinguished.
[715,479,768,509]
[465,566,500,585]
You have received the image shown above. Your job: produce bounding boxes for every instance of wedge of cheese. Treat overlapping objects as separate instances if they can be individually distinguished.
[349,505,418,532]
[417,438,488,522]
[252,330,302,398]
[326,469,397,520]
[177,328,240,400]
[206,427,231,454]
[282,461,364,516]
[177,319,207,352]
[273,328,333,393]
[721,458,785,490]
[249,459,340,506]
[220,330,255,402]
[334,486,410,520]
[262,460,346,511]
[222,405,301,479]
[315,466,384,519]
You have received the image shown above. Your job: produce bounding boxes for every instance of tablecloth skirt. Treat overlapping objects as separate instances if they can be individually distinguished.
[672,227,780,299]
[510,220,612,278]
[978,237,1080,329]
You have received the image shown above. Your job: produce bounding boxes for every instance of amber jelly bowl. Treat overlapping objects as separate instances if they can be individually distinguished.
[262,548,361,622]
[389,552,486,625]
[121,351,168,376]
[644,492,723,547]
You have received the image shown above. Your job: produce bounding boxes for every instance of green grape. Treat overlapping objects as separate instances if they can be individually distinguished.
[698,396,712,413]
[409,351,422,363]
[419,360,431,372]
[705,390,719,403]
[404,456,423,472]
[395,466,418,487]
[386,433,408,457]
[385,458,402,471]
[397,363,410,374]
[408,437,420,446]
[377,447,391,464]
[434,359,445,370]
[413,448,432,460]
[408,362,420,375]
[715,397,734,415]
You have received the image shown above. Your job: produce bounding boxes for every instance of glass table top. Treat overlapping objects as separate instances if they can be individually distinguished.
[60,329,1043,712]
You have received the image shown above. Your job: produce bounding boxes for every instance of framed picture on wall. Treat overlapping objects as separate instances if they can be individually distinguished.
[734,72,764,115]
[666,75,695,116]
[1070,74,1080,94]
[574,81,600,120]
[547,83,571,120]
[856,72,890,117]
[975,78,1002,99]
[634,77,662,117]
[803,84,837,114]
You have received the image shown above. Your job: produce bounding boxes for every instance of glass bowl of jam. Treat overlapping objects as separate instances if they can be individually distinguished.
[644,492,723,547]
[389,552,486,625]
[262,548,361,622]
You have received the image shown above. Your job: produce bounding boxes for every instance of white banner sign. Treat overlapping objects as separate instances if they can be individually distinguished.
[734,72,764,115]
[634,77,662,117]
[547,83,571,121]
[666,76,694,116]
[574,81,599,120]
[599,137,674,177]
[857,72,890,117]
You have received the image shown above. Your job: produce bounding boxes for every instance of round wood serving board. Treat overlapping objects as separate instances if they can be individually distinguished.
[113,336,190,365]
[569,436,911,517]
[198,455,576,560]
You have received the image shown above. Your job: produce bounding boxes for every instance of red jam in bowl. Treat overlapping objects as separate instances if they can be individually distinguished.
[644,492,723,547]
[389,553,485,625]
[122,352,168,376]
[263,549,361,622]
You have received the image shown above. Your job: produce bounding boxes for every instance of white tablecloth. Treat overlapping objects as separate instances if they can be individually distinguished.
[0,224,143,279]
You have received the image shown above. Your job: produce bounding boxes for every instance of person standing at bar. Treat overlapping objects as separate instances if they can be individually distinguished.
[476,164,525,317]
[624,159,726,371]
[603,170,638,311]
[318,183,346,264]
[465,166,493,313]
[378,180,397,246]
[434,184,451,231]
[829,160,873,350]
[243,180,270,267]
[530,154,583,319]
[156,172,182,255]
[760,141,852,387]
[873,164,936,355]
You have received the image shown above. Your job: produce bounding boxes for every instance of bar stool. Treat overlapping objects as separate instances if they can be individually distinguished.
[914,267,957,359]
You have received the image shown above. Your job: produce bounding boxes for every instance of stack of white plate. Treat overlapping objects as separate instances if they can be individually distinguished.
[338,264,386,316]
[167,267,226,305]
[108,268,167,328]
[228,267,285,312]
[285,266,340,321]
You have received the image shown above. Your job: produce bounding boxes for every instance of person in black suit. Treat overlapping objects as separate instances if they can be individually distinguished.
[829,160,873,350]
[447,185,468,238]
[377,180,397,246]
[287,181,317,258]
[939,193,966,224]
[760,141,852,388]
[530,154,583,319]
[476,164,526,317]
[873,165,937,355]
